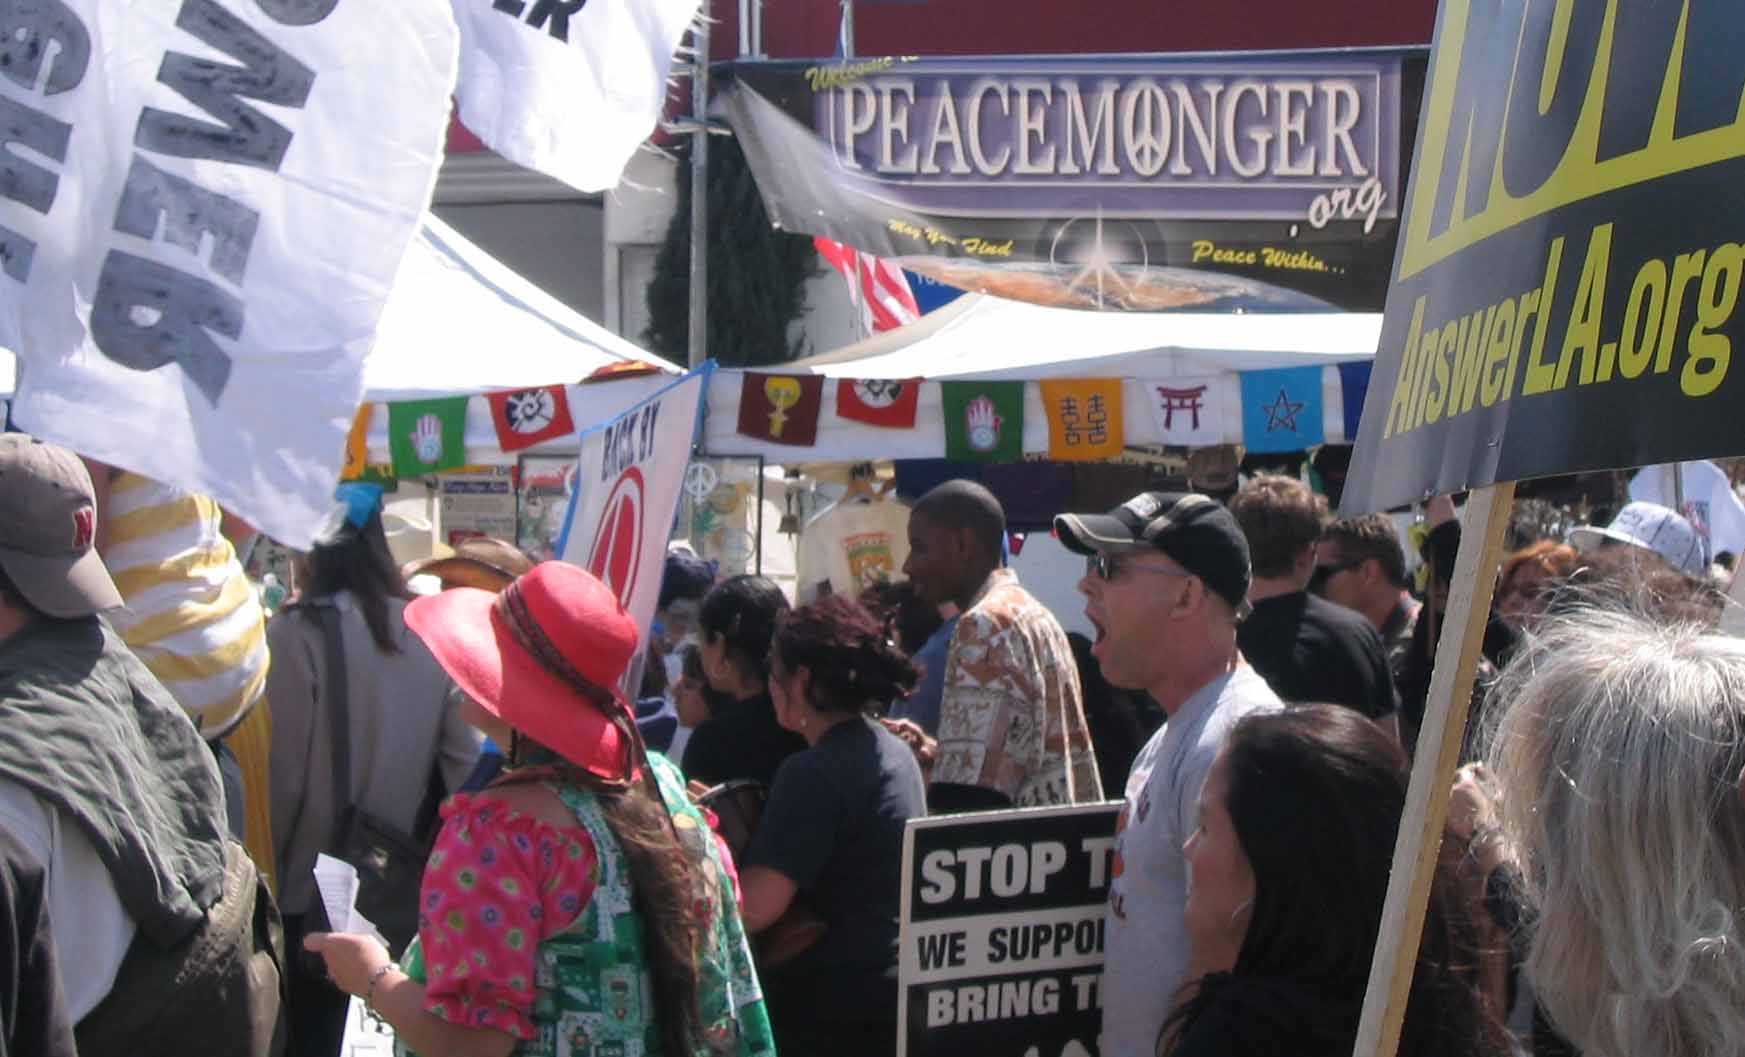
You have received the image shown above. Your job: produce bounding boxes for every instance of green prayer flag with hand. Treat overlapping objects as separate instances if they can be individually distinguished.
[942,381,1024,462]
[388,397,470,477]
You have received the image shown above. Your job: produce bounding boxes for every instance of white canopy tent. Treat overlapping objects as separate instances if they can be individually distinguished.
[701,293,1383,462]
[1,213,679,462]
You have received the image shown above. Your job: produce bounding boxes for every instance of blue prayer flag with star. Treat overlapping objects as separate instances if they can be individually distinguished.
[1240,367,1324,453]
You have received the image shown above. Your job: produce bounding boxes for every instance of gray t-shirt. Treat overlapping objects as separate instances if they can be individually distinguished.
[1101,664,1281,1057]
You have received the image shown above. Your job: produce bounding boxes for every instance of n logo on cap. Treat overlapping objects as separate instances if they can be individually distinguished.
[71,508,94,551]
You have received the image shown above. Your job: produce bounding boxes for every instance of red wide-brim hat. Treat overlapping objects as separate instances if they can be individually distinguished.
[405,562,640,781]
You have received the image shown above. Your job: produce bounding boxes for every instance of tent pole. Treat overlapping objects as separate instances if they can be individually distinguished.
[688,17,711,371]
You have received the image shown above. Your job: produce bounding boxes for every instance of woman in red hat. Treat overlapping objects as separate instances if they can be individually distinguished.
[305,562,774,1057]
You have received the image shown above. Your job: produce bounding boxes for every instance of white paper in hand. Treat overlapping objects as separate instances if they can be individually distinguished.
[313,853,385,941]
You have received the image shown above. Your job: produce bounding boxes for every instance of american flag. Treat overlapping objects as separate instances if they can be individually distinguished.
[814,236,922,333]
[815,5,921,335]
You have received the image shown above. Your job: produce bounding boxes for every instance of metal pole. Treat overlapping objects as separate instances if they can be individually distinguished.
[687,17,711,370]
[840,0,854,57]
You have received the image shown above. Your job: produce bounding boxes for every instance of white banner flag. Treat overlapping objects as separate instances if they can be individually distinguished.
[452,0,701,193]
[0,0,458,548]
[559,367,709,674]
[1141,375,1234,447]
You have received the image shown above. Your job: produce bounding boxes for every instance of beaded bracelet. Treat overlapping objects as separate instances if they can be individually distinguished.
[365,962,402,1020]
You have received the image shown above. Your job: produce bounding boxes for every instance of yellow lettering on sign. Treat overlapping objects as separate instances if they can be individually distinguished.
[1399,0,1745,281]
[1686,243,1744,396]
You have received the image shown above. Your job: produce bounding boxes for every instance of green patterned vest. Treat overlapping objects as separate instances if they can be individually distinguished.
[397,754,775,1057]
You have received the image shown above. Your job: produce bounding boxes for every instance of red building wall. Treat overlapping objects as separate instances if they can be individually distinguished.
[447,0,1440,151]
[721,0,1437,60]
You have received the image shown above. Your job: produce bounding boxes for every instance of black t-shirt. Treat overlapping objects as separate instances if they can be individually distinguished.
[745,717,927,1015]
[0,829,75,1057]
[680,692,807,789]
[1236,592,1399,718]
[1169,975,1352,1057]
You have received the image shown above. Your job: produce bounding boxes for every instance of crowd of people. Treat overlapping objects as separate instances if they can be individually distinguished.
[6,424,1745,1057]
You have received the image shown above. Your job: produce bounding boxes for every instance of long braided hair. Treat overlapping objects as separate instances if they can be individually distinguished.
[492,580,712,1057]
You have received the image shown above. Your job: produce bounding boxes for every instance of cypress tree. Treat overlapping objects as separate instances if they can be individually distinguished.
[643,136,818,367]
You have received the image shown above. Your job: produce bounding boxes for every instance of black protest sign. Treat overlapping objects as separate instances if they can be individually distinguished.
[899,803,1119,1057]
[1344,0,1745,514]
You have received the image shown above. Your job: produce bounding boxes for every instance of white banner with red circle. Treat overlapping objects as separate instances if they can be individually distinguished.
[558,366,710,679]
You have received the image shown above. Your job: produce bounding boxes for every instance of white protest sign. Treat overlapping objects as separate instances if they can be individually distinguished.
[559,367,709,673]
[451,0,702,193]
[0,0,458,548]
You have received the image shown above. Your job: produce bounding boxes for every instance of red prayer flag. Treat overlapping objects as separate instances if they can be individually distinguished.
[487,386,576,452]
[836,378,921,428]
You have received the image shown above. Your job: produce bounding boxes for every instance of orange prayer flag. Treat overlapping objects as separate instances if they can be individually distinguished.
[341,405,372,480]
[1040,379,1124,461]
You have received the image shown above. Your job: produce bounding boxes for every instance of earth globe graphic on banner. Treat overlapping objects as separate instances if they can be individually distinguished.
[905,207,1339,312]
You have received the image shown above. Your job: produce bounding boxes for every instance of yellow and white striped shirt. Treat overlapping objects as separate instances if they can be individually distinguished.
[103,473,269,738]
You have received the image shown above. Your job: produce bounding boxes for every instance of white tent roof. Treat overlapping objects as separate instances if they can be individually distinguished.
[364,213,677,400]
[703,294,1381,461]
[0,213,678,459]
[789,294,1383,379]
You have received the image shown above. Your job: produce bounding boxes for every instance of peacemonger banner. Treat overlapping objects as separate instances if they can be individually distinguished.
[719,51,1424,312]
[1344,0,1745,512]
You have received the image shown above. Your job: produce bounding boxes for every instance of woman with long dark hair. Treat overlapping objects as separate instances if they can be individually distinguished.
[1161,705,1507,1057]
[683,576,805,788]
[304,561,775,1057]
[268,485,482,1056]
[738,595,927,1057]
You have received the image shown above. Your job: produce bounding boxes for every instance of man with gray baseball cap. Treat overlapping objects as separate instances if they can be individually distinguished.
[1056,491,1281,1057]
[0,434,281,1053]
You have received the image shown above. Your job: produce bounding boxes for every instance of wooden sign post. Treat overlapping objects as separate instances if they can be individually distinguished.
[1352,482,1515,1057]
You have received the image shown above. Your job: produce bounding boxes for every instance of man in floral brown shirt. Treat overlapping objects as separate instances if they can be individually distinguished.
[903,481,1101,812]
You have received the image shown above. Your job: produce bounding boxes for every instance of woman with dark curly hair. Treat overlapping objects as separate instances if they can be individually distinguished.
[1161,705,1507,1057]
[739,595,928,1057]
[683,576,805,788]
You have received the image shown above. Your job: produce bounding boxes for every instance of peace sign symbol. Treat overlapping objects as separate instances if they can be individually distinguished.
[684,462,719,501]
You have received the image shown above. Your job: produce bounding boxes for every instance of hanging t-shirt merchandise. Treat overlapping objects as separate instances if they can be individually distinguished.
[796,496,912,603]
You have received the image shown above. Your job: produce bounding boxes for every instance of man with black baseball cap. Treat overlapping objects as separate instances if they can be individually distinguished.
[0,434,281,1053]
[1056,491,1280,1057]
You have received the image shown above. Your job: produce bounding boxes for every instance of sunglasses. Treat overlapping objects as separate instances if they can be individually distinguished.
[1086,553,1194,583]
[1310,556,1366,591]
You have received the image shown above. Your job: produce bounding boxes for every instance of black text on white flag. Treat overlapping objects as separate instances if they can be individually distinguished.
[0,1,457,548]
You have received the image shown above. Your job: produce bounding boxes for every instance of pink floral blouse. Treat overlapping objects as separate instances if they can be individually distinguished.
[417,794,598,1039]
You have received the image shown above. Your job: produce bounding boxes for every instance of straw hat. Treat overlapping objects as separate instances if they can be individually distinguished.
[403,536,534,593]
[406,562,640,779]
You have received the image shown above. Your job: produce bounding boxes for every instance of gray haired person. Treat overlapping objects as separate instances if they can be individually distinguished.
[1483,606,1745,1057]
